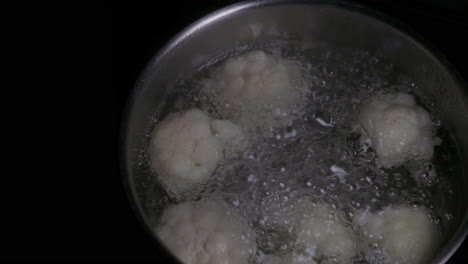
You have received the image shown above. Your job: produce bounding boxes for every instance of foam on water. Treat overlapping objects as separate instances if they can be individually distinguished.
[138,41,460,264]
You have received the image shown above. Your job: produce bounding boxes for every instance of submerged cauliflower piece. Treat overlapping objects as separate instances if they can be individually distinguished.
[353,206,440,264]
[149,109,247,194]
[203,50,306,125]
[264,199,356,264]
[358,93,436,168]
[156,200,254,264]
[295,201,357,264]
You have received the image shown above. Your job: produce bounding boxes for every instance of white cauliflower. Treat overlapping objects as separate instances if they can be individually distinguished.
[156,200,255,264]
[353,206,440,264]
[262,199,356,264]
[149,109,248,194]
[295,201,357,264]
[358,93,436,168]
[202,50,307,127]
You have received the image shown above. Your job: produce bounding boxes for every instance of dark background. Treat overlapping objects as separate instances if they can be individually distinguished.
[29,0,463,261]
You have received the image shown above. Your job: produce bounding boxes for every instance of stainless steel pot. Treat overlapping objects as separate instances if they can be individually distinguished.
[121,1,468,263]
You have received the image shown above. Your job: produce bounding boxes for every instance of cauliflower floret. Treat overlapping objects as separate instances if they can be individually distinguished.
[262,199,356,264]
[149,109,247,194]
[296,201,357,264]
[202,50,307,127]
[353,206,440,264]
[358,93,436,168]
[156,200,254,264]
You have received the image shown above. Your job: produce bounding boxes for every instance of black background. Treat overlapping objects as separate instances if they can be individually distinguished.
[12,0,462,261]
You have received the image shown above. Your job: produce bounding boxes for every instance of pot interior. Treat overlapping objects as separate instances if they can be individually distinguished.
[122,1,468,263]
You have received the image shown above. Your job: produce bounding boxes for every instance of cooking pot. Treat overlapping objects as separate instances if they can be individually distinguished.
[120,0,468,263]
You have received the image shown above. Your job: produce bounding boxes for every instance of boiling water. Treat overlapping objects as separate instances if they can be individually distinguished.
[136,41,460,263]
